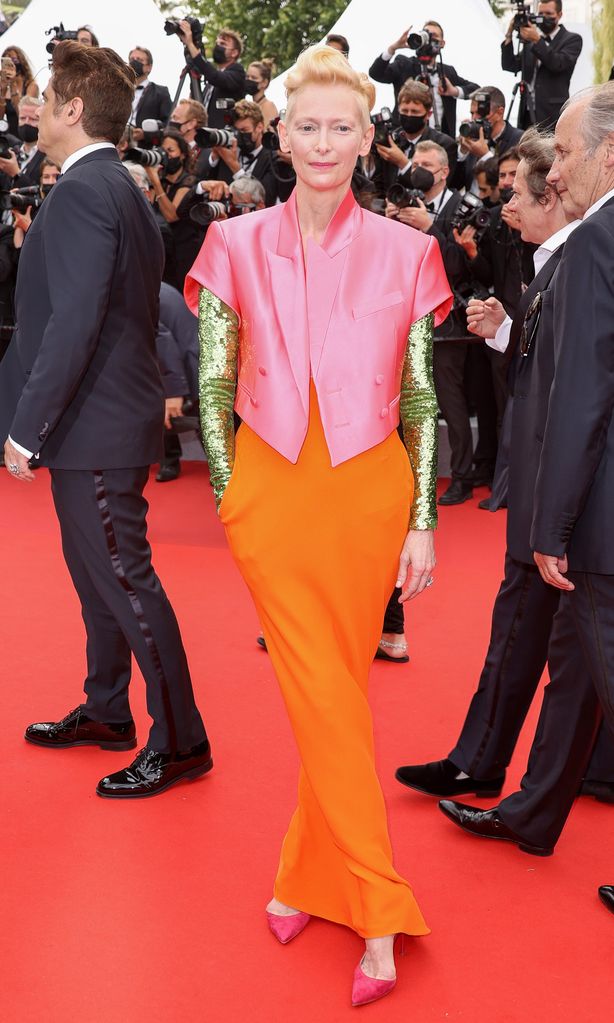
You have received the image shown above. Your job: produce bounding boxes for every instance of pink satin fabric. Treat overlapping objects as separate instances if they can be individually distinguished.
[185,189,452,467]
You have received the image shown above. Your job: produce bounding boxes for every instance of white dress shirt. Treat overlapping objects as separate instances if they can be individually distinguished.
[8,142,116,459]
[130,77,150,122]
[487,219,581,353]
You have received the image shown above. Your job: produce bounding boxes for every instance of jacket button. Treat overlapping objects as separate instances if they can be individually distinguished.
[258,366,267,376]
[380,407,389,418]
[375,374,384,385]
[250,396,259,407]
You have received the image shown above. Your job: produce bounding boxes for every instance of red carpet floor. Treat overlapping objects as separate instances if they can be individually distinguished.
[1,463,612,1023]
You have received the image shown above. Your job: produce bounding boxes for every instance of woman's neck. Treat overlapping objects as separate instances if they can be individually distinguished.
[295,180,349,247]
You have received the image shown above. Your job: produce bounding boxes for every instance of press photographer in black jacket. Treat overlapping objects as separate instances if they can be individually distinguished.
[453,86,523,193]
[178,21,246,128]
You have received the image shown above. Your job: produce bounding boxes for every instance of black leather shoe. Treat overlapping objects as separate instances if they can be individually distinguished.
[478,497,493,511]
[257,635,267,651]
[598,886,614,914]
[96,741,213,798]
[438,481,473,506]
[580,780,614,804]
[438,800,553,856]
[25,705,136,751]
[395,758,504,798]
[156,460,181,483]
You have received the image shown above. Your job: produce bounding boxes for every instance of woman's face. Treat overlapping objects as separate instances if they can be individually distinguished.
[162,138,182,161]
[279,83,373,194]
[41,164,60,186]
[247,66,265,92]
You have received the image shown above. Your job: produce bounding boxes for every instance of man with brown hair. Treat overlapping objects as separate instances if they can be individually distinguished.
[177,21,246,128]
[0,41,212,798]
[375,78,457,194]
[205,97,276,206]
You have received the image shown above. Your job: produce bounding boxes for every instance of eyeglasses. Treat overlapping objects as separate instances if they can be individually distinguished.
[519,292,542,358]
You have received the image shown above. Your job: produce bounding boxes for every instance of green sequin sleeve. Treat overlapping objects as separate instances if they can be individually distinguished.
[401,311,438,531]
[198,286,239,511]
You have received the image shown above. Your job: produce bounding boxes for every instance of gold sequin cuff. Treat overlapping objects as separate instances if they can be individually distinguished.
[401,312,438,531]
[198,287,239,510]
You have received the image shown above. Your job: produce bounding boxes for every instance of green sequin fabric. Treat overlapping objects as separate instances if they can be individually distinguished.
[401,312,438,531]
[198,287,239,510]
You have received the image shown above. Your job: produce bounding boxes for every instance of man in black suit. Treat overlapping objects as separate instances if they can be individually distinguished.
[0,41,211,798]
[369,21,479,138]
[435,89,614,912]
[453,86,523,193]
[501,0,582,128]
[203,99,276,207]
[0,96,46,188]
[178,21,246,129]
[396,128,614,817]
[374,80,457,195]
[127,46,172,138]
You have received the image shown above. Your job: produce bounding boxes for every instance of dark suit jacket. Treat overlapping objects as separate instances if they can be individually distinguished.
[506,248,563,563]
[0,148,165,468]
[427,190,474,341]
[387,126,458,194]
[14,148,46,189]
[501,25,582,127]
[239,148,277,207]
[156,282,198,398]
[531,199,614,572]
[188,56,246,127]
[368,53,479,137]
[133,81,172,128]
[470,208,535,318]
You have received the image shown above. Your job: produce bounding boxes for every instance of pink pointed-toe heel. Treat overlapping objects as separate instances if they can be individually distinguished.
[351,956,397,1007]
[266,910,311,944]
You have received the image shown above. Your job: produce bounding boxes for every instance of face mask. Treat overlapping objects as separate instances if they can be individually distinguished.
[236,130,256,154]
[409,165,435,192]
[481,196,497,209]
[164,156,183,174]
[541,16,557,34]
[18,124,38,144]
[129,59,145,77]
[40,183,54,196]
[212,44,227,65]
[168,120,183,133]
[499,186,514,204]
[399,114,427,136]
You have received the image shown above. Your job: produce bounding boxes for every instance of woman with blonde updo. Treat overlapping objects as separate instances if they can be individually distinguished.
[186,45,451,1008]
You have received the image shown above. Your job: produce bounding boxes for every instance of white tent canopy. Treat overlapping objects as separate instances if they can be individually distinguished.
[0,0,187,96]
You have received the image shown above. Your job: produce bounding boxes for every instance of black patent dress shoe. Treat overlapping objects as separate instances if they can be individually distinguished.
[25,705,136,751]
[395,758,504,798]
[96,741,213,798]
[438,800,553,856]
[598,886,614,914]
[155,460,181,483]
[580,780,614,804]
[257,635,267,651]
[438,481,473,506]
[478,497,493,511]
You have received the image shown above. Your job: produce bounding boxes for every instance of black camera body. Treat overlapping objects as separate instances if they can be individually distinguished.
[459,118,493,141]
[370,107,393,148]
[450,192,491,235]
[408,30,442,62]
[189,192,248,226]
[45,23,79,54]
[0,185,46,214]
[512,1,553,33]
[124,146,167,169]
[262,117,281,152]
[386,182,425,210]
[164,15,203,50]
[194,126,236,149]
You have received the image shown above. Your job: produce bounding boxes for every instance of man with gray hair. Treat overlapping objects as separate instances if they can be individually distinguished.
[436,84,614,915]
[0,95,46,187]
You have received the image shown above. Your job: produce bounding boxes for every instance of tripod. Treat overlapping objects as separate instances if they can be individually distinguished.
[169,62,204,119]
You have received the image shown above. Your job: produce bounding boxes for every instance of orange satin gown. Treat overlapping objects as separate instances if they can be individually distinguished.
[220,380,429,939]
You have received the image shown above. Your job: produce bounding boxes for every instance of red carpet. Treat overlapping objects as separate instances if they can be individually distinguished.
[2,463,612,1022]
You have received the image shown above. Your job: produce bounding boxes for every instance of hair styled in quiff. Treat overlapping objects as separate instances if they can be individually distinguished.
[517,127,555,203]
[283,45,375,129]
[50,40,135,145]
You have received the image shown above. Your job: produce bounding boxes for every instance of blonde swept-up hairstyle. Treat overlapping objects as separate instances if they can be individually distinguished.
[283,45,375,130]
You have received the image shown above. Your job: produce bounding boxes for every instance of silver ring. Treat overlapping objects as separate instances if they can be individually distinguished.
[8,463,20,475]
[426,576,434,588]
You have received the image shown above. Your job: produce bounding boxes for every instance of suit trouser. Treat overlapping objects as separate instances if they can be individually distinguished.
[50,467,207,754]
[466,342,498,476]
[433,341,473,483]
[498,571,614,849]
[448,554,614,785]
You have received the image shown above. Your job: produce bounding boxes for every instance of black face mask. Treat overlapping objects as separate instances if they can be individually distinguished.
[40,183,54,196]
[18,124,38,144]
[164,156,183,175]
[541,16,558,34]
[399,114,427,136]
[499,186,514,204]
[129,59,145,77]
[409,165,435,193]
[168,120,182,133]
[481,196,498,209]
[212,44,227,64]
[236,130,256,155]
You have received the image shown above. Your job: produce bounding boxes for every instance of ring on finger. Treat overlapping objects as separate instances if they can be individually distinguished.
[425,576,434,588]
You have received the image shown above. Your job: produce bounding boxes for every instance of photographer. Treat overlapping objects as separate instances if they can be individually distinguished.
[168,98,211,177]
[454,86,522,192]
[145,130,202,290]
[12,158,60,251]
[369,21,479,137]
[178,21,246,128]
[375,80,457,197]
[204,99,276,207]
[128,47,172,140]
[76,26,99,47]
[475,156,500,207]
[245,60,278,128]
[501,1,582,128]
[0,95,45,188]
[385,140,479,506]
[0,46,39,136]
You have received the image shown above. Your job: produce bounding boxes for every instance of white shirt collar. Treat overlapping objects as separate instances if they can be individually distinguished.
[61,142,115,174]
[582,188,614,221]
[533,219,580,274]
[136,77,150,91]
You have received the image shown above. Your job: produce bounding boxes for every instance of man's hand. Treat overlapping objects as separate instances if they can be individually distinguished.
[534,552,575,591]
[0,152,19,178]
[3,438,35,483]
[466,296,506,338]
[453,224,478,259]
[389,27,411,52]
[130,127,145,143]
[501,203,521,232]
[397,529,436,601]
[178,20,200,58]
[144,165,160,185]
[375,136,408,168]
[164,397,183,429]
[215,140,239,173]
[396,197,431,232]
[199,180,229,201]
[13,206,32,233]
[385,199,399,220]
[439,76,460,98]
[520,25,541,44]
[460,128,489,158]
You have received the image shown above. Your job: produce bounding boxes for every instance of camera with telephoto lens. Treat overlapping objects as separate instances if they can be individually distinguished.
[386,182,425,210]
[0,185,46,214]
[123,145,167,168]
[164,15,203,50]
[45,24,79,54]
[370,107,393,147]
[512,1,555,33]
[263,116,281,152]
[450,192,491,236]
[194,126,236,149]
[407,30,442,60]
